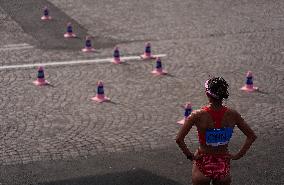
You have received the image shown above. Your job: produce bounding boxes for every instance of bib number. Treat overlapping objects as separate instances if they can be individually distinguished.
[206,127,233,146]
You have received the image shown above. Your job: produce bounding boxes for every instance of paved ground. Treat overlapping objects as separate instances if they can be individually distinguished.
[0,0,283,184]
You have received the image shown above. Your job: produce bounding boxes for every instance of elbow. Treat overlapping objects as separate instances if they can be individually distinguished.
[175,137,183,145]
[250,134,257,142]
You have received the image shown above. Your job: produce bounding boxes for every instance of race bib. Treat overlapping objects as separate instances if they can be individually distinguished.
[206,127,233,146]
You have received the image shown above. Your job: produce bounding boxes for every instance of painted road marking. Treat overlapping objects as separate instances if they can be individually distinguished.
[0,43,34,51]
[0,54,167,70]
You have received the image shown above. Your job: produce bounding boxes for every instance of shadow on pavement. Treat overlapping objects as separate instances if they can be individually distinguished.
[0,0,119,50]
[38,168,183,185]
[255,89,269,95]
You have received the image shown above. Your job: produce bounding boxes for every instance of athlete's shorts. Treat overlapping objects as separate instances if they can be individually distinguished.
[195,149,231,180]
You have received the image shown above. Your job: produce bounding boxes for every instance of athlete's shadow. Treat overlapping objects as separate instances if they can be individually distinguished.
[38,168,183,185]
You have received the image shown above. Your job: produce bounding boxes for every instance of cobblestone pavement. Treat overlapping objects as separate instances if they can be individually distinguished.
[0,0,283,184]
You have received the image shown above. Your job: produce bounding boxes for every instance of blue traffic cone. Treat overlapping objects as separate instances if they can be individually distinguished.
[240,71,258,92]
[82,36,95,52]
[64,22,76,38]
[151,57,167,75]
[112,46,121,64]
[41,6,52,20]
[140,42,156,59]
[91,81,110,103]
[33,66,49,86]
[177,103,192,125]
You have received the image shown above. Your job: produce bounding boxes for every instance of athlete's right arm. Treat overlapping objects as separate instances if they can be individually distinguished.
[231,110,257,160]
[176,110,199,160]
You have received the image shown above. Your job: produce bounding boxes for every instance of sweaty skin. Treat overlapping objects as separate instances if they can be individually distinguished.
[176,105,257,160]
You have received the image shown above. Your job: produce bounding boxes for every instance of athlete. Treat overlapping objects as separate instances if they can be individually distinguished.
[176,77,257,185]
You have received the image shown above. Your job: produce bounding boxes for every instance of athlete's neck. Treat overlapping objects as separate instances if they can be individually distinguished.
[208,102,223,110]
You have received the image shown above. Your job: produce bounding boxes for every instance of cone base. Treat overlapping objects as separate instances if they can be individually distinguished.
[240,86,258,92]
[64,33,76,38]
[151,70,167,75]
[82,47,95,52]
[33,80,49,86]
[177,118,186,125]
[91,96,110,103]
[140,54,156,60]
[112,59,122,64]
[41,16,52,20]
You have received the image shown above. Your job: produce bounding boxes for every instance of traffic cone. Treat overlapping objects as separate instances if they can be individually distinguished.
[240,71,258,92]
[151,57,167,75]
[177,103,192,125]
[33,66,49,86]
[91,81,110,103]
[112,46,121,64]
[82,36,95,52]
[64,22,76,38]
[140,42,156,59]
[41,6,52,20]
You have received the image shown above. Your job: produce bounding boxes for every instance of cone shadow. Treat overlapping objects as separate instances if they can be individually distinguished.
[255,89,269,95]
[45,83,55,88]
[106,100,117,105]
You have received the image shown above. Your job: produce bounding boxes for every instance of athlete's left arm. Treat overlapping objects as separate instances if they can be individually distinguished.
[231,110,257,160]
[176,110,199,161]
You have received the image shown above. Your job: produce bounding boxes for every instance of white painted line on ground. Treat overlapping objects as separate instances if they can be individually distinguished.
[0,43,34,51]
[0,54,167,70]
[2,43,30,47]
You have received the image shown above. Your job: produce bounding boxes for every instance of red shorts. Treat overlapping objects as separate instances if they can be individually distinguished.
[195,150,231,180]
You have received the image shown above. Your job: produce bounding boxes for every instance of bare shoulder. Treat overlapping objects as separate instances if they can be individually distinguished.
[188,109,207,121]
[226,107,241,117]
[225,107,245,123]
[191,109,207,117]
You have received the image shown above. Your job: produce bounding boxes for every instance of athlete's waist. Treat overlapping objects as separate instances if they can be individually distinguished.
[198,145,229,155]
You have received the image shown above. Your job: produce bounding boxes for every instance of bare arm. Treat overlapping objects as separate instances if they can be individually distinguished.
[175,111,199,160]
[232,111,257,160]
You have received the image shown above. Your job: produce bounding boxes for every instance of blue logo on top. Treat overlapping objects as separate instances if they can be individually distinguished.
[67,26,73,33]
[156,60,162,69]
[145,46,151,53]
[114,50,120,58]
[246,76,253,85]
[37,71,44,79]
[184,108,192,117]
[44,9,49,16]
[97,86,104,94]
[86,40,91,48]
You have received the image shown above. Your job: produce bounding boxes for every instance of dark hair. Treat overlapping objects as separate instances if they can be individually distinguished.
[206,77,229,100]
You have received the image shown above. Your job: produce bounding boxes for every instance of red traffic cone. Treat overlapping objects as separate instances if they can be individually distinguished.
[112,46,121,64]
[151,57,167,75]
[140,42,156,60]
[91,81,110,103]
[177,103,192,125]
[240,71,258,92]
[33,66,49,86]
[41,6,52,20]
[82,36,95,52]
[64,23,76,38]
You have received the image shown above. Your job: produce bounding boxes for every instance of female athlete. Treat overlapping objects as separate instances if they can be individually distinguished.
[176,77,257,185]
